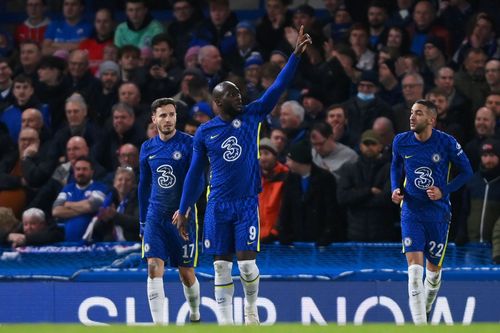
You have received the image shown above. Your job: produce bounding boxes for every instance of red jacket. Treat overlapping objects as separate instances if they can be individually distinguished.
[258,162,288,241]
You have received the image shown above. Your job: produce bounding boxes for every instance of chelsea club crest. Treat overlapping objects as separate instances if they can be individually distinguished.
[232,119,241,128]
[173,151,182,160]
[432,153,441,163]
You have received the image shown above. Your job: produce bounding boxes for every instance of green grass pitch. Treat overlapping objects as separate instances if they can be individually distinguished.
[0,324,499,333]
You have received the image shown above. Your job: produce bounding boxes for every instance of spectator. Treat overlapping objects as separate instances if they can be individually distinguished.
[279,140,339,246]
[42,0,92,55]
[270,127,288,163]
[440,0,474,51]
[485,59,500,94]
[366,0,389,49]
[50,93,101,161]
[426,88,464,143]
[279,100,307,149]
[380,26,410,58]
[0,74,50,142]
[0,128,41,218]
[421,37,447,86]
[65,49,100,102]
[457,139,500,264]
[15,0,50,45]
[343,70,393,144]
[310,121,358,180]
[142,34,183,104]
[183,118,199,136]
[29,136,106,215]
[454,48,489,112]
[198,45,226,91]
[52,156,107,241]
[337,129,395,241]
[225,21,263,76]
[326,104,357,149]
[256,0,293,57]
[92,102,146,172]
[35,55,71,131]
[393,72,425,133]
[486,92,500,120]
[387,0,414,28]
[184,45,200,70]
[0,58,14,112]
[16,40,42,82]
[114,0,164,49]
[117,81,149,128]
[78,8,115,75]
[92,60,120,126]
[301,86,326,128]
[407,0,451,57]
[90,166,140,242]
[348,23,375,71]
[191,0,238,56]
[190,101,213,124]
[258,138,288,243]
[378,60,404,106]
[322,5,352,45]
[372,116,395,161]
[5,208,63,247]
[21,107,51,145]
[465,106,498,171]
[117,45,143,84]
[452,12,500,67]
[167,0,204,61]
[243,53,264,102]
[172,68,203,110]
[433,66,474,139]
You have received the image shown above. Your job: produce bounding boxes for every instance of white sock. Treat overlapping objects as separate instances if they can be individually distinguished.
[183,278,200,321]
[424,269,442,314]
[214,260,234,325]
[237,260,260,311]
[147,277,165,324]
[408,264,426,325]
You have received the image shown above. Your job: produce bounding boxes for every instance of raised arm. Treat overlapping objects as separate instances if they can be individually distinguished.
[253,26,312,116]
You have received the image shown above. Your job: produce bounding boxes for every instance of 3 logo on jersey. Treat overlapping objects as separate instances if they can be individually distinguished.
[221,136,242,162]
[156,164,176,189]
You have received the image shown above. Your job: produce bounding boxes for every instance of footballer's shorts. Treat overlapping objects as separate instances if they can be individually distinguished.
[401,215,450,267]
[203,195,260,255]
[142,210,198,268]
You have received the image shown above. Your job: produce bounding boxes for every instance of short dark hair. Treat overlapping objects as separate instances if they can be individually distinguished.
[13,74,33,86]
[310,121,333,138]
[414,99,437,116]
[326,104,348,119]
[151,33,174,48]
[118,45,141,59]
[74,156,93,169]
[151,97,177,114]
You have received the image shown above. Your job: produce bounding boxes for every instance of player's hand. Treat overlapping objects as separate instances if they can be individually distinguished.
[172,209,190,241]
[293,25,312,55]
[426,186,442,201]
[391,188,404,204]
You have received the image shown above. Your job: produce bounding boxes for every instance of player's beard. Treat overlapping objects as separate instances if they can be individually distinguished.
[158,124,174,136]
[411,122,426,134]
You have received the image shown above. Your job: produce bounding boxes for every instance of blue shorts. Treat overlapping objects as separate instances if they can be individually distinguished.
[142,210,198,268]
[401,216,450,266]
[203,195,260,255]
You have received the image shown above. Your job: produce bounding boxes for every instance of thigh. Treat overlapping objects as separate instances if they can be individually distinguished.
[401,218,426,254]
[203,200,235,256]
[169,215,199,268]
[235,196,260,253]
[143,217,168,262]
[423,220,450,267]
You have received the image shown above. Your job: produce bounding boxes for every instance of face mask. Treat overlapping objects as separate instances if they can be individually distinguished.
[357,92,375,101]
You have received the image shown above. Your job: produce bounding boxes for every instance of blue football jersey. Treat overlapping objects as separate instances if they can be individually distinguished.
[391,129,472,220]
[193,106,265,201]
[138,132,194,221]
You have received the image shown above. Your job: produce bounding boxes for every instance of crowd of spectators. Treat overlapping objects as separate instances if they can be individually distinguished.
[0,0,499,263]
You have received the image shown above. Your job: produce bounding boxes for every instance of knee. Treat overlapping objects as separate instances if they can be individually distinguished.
[237,259,259,279]
[179,268,195,286]
[214,260,232,277]
[148,259,164,278]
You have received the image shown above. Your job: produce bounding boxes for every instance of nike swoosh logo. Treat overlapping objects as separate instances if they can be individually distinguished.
[183,260,191,264]
[148,155,156,160]
[210,134,219,139]
[404,155,414,159]
[247,241,255,245]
